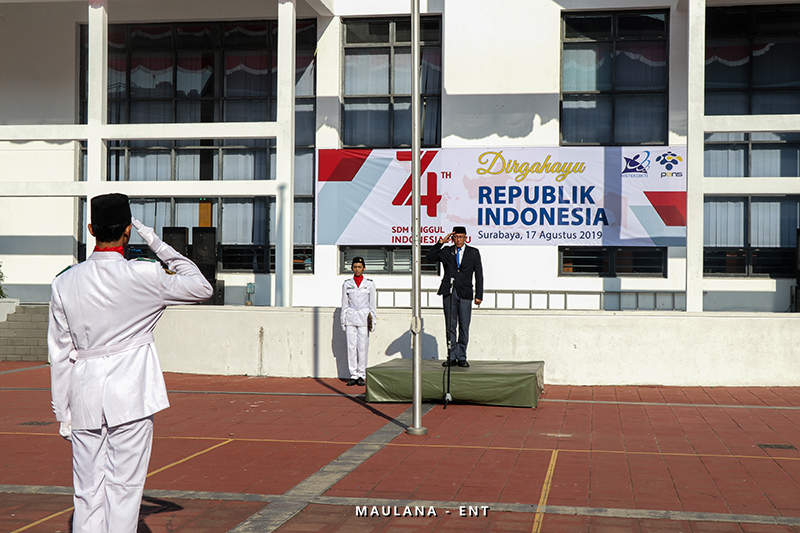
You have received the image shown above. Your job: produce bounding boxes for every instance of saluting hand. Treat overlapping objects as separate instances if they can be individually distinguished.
[131,217,167,254]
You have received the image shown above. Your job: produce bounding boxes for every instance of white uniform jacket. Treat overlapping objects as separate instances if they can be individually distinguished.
[49,245,213,430]
[341,278,377,330]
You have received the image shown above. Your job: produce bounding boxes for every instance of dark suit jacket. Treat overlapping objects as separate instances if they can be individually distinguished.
[426,242,484,300]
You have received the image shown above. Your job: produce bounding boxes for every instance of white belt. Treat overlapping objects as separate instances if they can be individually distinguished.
[75,332,155,360]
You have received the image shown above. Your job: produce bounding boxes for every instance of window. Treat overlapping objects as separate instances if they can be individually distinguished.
[339,247,438,275]
[342,18,441,147]
[704,196,798,277]
[79,21,316,273]
[560,247,667,277]
[705,132,800,178]
[561,11,669,145]
[706,5,800,116]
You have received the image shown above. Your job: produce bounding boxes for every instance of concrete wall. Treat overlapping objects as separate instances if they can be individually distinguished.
[155,306,800,386]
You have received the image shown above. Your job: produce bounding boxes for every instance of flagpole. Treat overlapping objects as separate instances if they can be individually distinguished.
[406,0,427,436]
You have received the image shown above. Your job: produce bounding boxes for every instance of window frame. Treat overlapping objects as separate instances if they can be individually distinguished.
[339,246,439,275]
[560,10,670,147]
[341,16,442,149]
[559,246,668,277]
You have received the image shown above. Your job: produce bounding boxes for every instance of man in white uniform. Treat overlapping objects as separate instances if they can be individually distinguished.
[341,256,377,386]
[49,193,213,533]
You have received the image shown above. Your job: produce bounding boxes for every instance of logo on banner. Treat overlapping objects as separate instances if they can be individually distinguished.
[655,151,684,177]
[621,151,651,178]
[391,150,442,216]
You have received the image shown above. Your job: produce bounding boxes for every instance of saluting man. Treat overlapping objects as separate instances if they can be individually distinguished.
[341,256,377,386]
[48,193,213,533]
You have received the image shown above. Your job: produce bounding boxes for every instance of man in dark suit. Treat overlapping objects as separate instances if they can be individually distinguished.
[426,226,484,367]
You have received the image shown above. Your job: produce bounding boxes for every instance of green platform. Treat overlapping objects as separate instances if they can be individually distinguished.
[365,359,544,408]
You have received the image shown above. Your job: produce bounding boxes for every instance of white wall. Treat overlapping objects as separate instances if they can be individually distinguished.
[155,305,800,386]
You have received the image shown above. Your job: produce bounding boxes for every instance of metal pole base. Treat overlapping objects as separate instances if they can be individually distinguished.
[406,426,428,436]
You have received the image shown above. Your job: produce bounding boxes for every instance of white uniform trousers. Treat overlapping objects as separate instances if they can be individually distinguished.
[345,325,369,380]
[71,416,154,533]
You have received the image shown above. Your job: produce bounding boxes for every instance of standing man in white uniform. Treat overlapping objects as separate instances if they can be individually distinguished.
[341,256,377,386]
[48,193,213,533]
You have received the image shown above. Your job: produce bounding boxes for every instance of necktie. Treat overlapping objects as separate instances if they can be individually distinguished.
[457,247,461,268]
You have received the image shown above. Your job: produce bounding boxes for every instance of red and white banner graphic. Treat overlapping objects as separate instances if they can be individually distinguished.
[316,147,686,247]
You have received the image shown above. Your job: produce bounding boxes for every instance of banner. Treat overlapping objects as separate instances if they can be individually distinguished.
[316,147,686,246]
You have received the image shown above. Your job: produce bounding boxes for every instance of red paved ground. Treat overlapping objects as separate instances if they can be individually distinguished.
[4,363,800,532]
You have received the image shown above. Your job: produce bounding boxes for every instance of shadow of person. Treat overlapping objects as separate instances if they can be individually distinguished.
[67,498,184,533]
[384,318,440,360]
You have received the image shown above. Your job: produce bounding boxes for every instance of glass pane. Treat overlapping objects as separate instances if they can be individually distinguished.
[130,54,173,98]
[752,39,800,89]
[754,6,800,36]
[129,148,171,181]
[564,15,612,40]
[107,148,124,181]
[342,248,388,274]
[222,199,255,244]
[751,144,800,177]
[108,25,126,51]
[108,101,128,124]
[345,20,389,44]
[617,13,667,38]
[753,91,800,114]
[615,248,665,275]
[224,100,270,122]
[297,20,317,46]
[752,248,796,277]
[222,145,270,180]
[296,50,315,96]
[561,95,612,144]
[751,197,799,247]
[129,101,172,123]
[223,23,268,47]
[394,48,411,94]
[108,53,127,99]
[176,149,217,181]
[295,149,314,195]
[562,44,613,92]
[423,96,441,147]
[706,8,750,39]
[615,94,666,144]
[703,197,745,246]
[393,248,412,272]
[344,49,390,95]
[704,144,747,177]
[560,248,610,274]
[705,91,748,115]
[615,43,667,91]
[703,248,746,274]
[752,132,800,142]
[396,18,441,43]
[343,98,390,146]
[177,53,214,98]
[393,98,411,146]
[421,48,442,94]
[705,40,750,89]
[176,24,218,48]
[294,200,313,245]
[176,100,218,123]
[175,200,218,241]
[130,25,171,49]
[705,132,746,142]
[225,53,270,97]
[295,101,315,146]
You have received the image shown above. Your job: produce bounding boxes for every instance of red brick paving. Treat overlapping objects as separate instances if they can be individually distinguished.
[5,365,800,532]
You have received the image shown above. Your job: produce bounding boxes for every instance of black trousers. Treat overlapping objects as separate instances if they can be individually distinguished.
[443,291,472,362]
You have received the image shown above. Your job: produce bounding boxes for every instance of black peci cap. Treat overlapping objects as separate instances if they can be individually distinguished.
[352,256,365,267]
[452,226,467,235]
[91,193,131,227]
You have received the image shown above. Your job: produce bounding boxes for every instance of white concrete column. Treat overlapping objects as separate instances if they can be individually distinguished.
[315,16,342,149]
[685,0,706,312]
[86,0,108,246]
[275,0,296,307]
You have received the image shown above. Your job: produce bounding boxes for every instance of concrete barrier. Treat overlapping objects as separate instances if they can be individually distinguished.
[154,306,800,387]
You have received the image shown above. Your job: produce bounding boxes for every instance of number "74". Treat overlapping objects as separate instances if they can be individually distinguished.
[391,151,442,217]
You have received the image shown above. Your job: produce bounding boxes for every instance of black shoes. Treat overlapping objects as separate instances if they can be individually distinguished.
[346,378,358,386]
[357,377,366,386]
[458,360,470,368]
[442,359,458,367]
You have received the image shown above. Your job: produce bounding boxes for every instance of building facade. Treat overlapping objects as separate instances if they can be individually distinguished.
[2,0,800,315]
